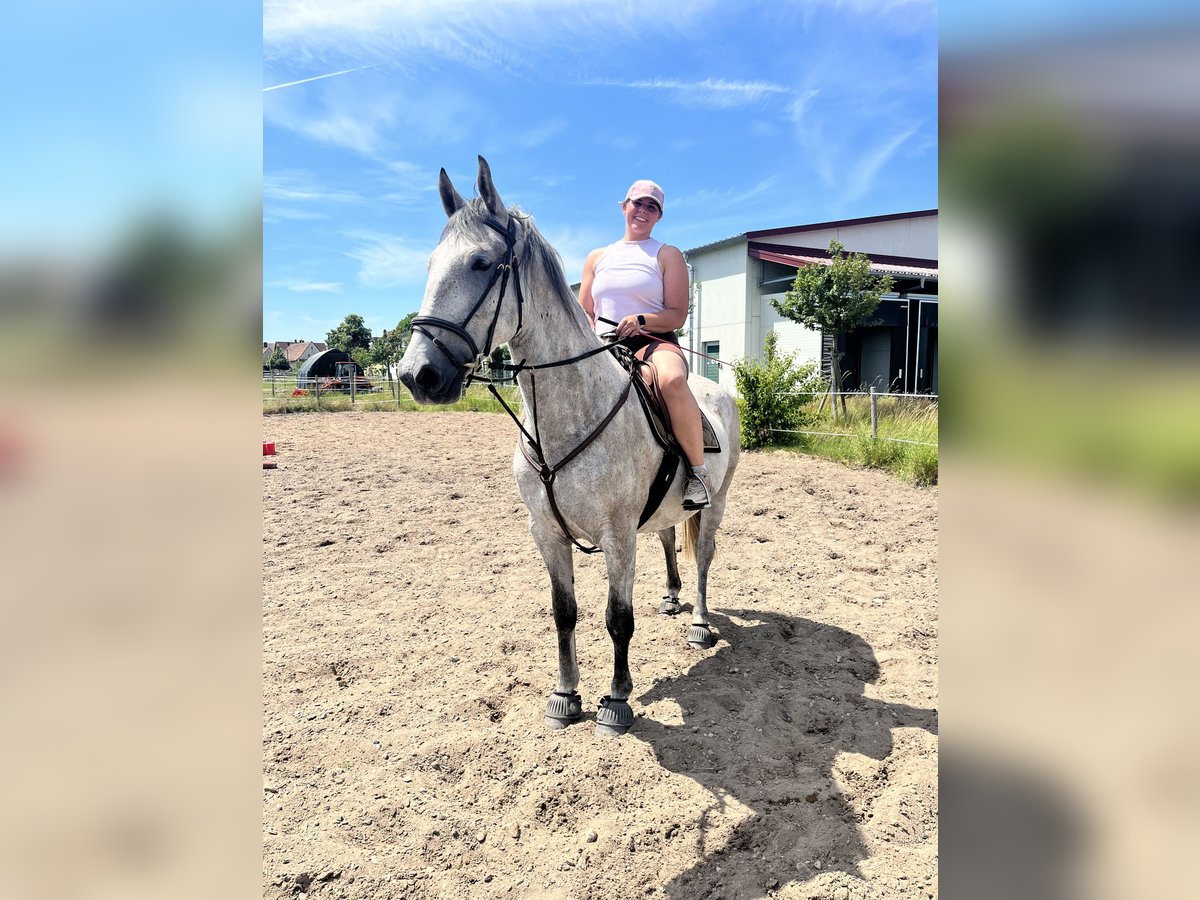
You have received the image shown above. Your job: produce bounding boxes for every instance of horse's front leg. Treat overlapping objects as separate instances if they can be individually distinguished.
[688,510,720,649]
[597,530,637,737]
[656,526,684,616]
[532,528,583,729]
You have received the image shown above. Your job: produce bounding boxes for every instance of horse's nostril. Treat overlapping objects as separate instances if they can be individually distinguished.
[414,365,440,391]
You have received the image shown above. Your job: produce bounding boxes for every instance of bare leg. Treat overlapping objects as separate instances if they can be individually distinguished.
[657,526,683,616]
[642,345,705,468]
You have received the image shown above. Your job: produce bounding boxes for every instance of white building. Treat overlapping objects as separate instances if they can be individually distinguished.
[684,210,938,395]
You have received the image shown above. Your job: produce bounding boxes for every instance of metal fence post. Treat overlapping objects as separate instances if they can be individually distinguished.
[870,387,878,439]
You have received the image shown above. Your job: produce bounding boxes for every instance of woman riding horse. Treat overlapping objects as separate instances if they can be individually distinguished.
[578,179,713,510]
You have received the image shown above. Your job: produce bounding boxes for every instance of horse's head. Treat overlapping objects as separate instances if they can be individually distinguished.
[398,156,524,404]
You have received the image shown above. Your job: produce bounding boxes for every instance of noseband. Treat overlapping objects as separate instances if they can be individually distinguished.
[409,215,524,384]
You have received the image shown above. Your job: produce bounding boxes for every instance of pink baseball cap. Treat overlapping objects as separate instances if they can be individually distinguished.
[624,179,665,212]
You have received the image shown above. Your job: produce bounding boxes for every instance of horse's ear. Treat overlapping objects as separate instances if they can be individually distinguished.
[439,168,466,218]
[476,156,508,226]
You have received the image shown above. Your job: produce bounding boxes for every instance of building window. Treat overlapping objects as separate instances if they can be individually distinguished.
[703,341,720,382]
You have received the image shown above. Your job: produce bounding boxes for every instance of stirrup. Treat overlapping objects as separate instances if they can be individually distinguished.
[682,473,712,511]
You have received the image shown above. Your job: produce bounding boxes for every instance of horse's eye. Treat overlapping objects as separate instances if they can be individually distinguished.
[471,255,492,271]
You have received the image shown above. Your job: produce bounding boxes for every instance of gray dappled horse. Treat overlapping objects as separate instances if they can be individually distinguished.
[398,157,739,736]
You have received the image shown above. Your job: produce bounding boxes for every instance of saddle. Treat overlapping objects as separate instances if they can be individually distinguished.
[615,348,721,527]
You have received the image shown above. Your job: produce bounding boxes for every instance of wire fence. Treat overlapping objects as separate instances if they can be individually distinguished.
[263,375,939,448]
[770,387,939,448]
[262,372,405,409]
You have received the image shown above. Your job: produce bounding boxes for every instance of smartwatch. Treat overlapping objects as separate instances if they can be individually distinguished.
[636,314,646,327]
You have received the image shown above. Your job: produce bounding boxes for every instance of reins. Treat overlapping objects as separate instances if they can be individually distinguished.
[412,213,638,554]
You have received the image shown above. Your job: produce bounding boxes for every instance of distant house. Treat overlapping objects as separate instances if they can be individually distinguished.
[262,340,329,370]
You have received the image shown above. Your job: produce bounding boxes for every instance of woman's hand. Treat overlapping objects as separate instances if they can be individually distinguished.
[615,314,646,339]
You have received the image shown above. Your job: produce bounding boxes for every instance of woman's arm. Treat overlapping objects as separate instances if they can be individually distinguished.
[578,248,603,327]
[651,244,689,332]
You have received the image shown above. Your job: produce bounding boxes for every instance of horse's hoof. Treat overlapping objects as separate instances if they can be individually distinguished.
[544,691,583,729]
[595,696,634,737]
[658,596,682,616]
[687,623,716,649]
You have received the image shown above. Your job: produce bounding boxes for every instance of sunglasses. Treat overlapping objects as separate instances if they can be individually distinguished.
[628,198,662,215]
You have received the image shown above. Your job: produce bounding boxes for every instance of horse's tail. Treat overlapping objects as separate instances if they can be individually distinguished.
[682,511,701,561]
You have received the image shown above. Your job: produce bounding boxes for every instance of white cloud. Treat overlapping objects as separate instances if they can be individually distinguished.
[289,282,344,293]
[265,85,401,156]
[266,278,344,293]
[264,171,363,203]
[843,126,920,202]
[588,77,789,109]
[264,206,327,222]
[264,0,716,67]
[787,89,822,128]
[378,159,436,206]
[264,67,479,159]
[671,176,782,212]
[344,230,433,287]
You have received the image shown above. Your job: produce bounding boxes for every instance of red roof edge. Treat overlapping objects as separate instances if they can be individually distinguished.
[749,241,938,270]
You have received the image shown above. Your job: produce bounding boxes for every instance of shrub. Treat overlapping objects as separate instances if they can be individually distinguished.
[732,332,824,449]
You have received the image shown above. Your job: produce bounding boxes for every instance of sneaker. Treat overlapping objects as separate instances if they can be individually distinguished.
[682,471,712,510]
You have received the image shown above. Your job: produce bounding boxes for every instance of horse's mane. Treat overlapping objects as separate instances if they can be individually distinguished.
[443,199,595,337]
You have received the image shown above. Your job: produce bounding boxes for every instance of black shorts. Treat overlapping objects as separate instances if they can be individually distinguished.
[619,331,680,357]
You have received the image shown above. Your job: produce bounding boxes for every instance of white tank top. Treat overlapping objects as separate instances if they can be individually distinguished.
[591,239,663,335]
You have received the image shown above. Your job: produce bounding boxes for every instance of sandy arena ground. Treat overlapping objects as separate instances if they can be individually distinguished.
[263,411,938,899]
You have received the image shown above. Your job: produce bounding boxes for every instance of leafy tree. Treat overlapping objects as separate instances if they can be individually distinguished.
[266,346,291,371]
[732,331,823,450]
[365,313,420,397]
[350,347,373,374]
[326,313,372,353]
[394,311,417,351]
[771,240,893,420]
[371,313,417,364]
[487,344,513,382]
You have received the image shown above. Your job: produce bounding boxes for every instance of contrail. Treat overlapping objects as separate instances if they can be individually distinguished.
[263,64,380,93]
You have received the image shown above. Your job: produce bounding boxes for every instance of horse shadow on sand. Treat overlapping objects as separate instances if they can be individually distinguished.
[631,609,937,898]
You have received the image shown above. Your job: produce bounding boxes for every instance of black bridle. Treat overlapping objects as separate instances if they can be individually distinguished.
[408,212,649,555]
[409,215,525,380]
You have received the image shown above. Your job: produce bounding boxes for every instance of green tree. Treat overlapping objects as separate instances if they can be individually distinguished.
[368,313,418,365]
[365,313,419,397]
[266,346,291,371]
[487,344,512,382]
[326,313,372,353]
[395,311,417,342]
[732,331,823,450]
[350,347,373,374]
[771,240,893,420]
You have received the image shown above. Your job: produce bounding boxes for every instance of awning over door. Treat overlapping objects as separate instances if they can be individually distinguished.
[748,241,938,280]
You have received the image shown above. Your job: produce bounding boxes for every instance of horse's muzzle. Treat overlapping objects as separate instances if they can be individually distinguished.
[399,360,465,405]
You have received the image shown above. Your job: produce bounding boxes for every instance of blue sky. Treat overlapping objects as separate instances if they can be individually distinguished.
[263,0,939,343]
